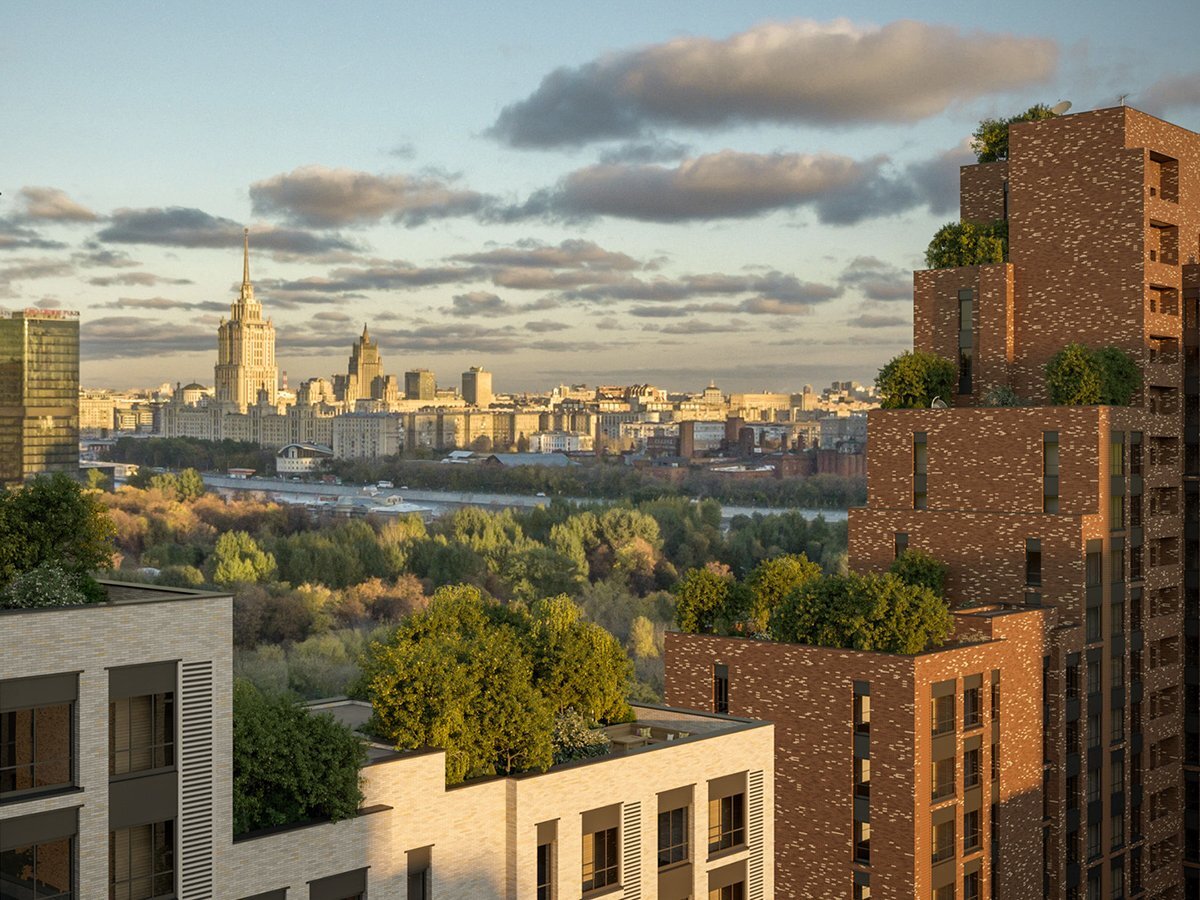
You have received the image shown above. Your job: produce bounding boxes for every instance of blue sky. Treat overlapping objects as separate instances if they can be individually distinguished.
[4,1,1199,392]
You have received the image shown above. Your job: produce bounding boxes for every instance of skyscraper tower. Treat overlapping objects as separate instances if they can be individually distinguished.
[462,366,493,408]
[343,324,383,403]
[0,308,80,486]
[215,229,277,411]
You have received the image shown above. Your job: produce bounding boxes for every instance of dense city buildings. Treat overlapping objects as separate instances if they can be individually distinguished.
[0,308,80,487]
[666,105,1200,899]
[214,230,278,412]
[0,581,775,898]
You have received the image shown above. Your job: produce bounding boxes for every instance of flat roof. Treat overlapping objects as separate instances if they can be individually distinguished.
[0,578,230,615]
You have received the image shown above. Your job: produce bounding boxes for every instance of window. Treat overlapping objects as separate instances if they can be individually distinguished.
[1086,546,1104,587]
[933,693,955,735]
[964,748,981,789]
[1088,768,1102,803]
[110,693,174,776]
[854,875,872,900]
[658,807,688,867]
[1044,431,1060,513]
[537,842,553,900]
[713,664,729,715]
[933,757,955,801]
[935,886,955,900]
[708,793,746,853]
[1111,434,1125,476]
[0,674,76,799]
[991,673,1000,721]
[964,809,981,852]
[1088,660,1101,695]
[1113,813,1125,850]
[582,827,618,892]
[0,836,73,899]
[958,289,974,395]
[1110,493,1125,530]
[1088,826,1101,861]
[964,870,980,900]
[1111,858,1125,899]
[854,819,871,864]
[855,757,871,799]
[1111,538,1125,584]
[709,885,745,900]
[407,846,432,900]
[1088,713,1102,750]
[1111,599,1124,638]
[914,432,928,509]
[963,687,982,729]
[894,532,908,559]
[854,687,871,734]
[110,821,174,900]
[991,744,1000,782]
[1112,709,1125,744]
[1068,774,1081,810]
[1026,538,1042,586]
[933,819,956,863]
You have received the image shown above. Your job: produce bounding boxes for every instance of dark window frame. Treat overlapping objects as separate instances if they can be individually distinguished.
[708,793,746,854]
[0,702,75,799]
[657,806,688,867]
[581,825,619,893]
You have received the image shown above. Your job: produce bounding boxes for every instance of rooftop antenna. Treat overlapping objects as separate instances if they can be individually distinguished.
[1118,93,1130,107]
[1050,100,1073,115]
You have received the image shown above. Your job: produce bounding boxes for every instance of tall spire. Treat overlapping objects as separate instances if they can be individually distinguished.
[242,227,250,287]
[362,322,369,341]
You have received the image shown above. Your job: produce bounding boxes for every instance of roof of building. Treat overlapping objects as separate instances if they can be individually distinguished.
[0,579,229,615]
[484,452,577,468]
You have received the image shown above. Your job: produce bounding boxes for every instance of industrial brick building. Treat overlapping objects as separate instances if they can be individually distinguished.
[667,105,1200,899]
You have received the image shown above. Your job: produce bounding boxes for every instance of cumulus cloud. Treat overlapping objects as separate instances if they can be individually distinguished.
[263,261,485,295]
[0,258,74,286]
[73,248,140,268]
[0,219,65,252]
[838,256,911,301]
[598,139,693,164]
[451,238,640,271]
[16,187,98,223]
[847,313,910,328]
[649,319,748,335]
[563,270,841,306]
[81,316,214,359]
[94,297,227,313]
[448,290,562,318]
[97,207,358,257]
[738,297,815,315]
[490,19,1057,147]
[249,165,486,227]
[525,319,570,333]
[1140,71,1200,113]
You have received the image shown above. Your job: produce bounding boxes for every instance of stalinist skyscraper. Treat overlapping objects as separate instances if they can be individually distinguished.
[215,229,277,411]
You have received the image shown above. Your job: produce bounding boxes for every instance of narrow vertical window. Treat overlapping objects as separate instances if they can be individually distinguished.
[1025,538,1042,586]
[713,664,729,715]
[894,532,908,560]
[958,289,974,395]
[913,432,928,510]
[1043,431,1060,513]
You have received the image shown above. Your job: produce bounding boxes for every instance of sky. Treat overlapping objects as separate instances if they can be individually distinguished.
[4,1,1200,394]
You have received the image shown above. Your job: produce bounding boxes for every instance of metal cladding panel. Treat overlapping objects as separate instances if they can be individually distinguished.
[179,661,214,899]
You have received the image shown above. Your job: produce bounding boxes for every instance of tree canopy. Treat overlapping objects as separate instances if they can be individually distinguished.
[875,350,957,409]
[1045,344,1140,406]
[889,549,949,599]
[360,585,633,784]
[674,553,824,636]
[768,572,953,654]
[0,473,116,607]
[971,103,1057,163]
[924,220,1008,269]
[232,679,365,835]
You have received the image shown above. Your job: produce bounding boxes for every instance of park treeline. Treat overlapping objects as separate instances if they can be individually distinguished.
[100,483,847,702]
[108,436,866,509]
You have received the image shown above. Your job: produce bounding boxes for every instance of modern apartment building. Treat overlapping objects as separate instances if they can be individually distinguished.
[462,366,494,409]
[0,307,80,487]
[666,105,1200,899]
[1,581,774,898]
[404,369,436,402]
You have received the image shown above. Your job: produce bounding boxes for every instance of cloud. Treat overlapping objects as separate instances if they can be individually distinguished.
[1140,71,1200,113]
[0,219,65,252]
[649,319,748,335]
[738,297,814,315]
[525,319,570,333]
[87,272,193,287]
[847,313,910,328]
[629,306,690,318]
[903,140,975,217]
[73,248,140,268]
[81,316,214,359]
[16,187,98,223]
[93,297,227,313]
[97,207,358,257]
[598,139,693,164]
[451,238,640,271]
[450,291,510,317]
[313,310,352,323]
[0,258,74,286]
[489,19,1057,147]
[563,270,841,306]
[263,261,485,295]
[249,165,486,227]
[838,256,911,301]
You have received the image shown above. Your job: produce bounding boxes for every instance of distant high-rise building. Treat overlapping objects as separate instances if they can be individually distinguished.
[335,324,385,403]
[462,366,493,408]
[215,230,277,412]
[0,308,80,486]
[405,368,436,402]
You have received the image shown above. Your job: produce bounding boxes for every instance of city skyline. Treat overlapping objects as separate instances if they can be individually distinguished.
[4,1,1200,392]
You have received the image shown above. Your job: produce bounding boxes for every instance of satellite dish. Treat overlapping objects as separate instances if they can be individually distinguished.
[1050,100,1072,115]
[930,397,948,409]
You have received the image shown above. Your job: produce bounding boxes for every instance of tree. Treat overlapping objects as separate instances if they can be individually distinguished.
[210,531,276,587]
[176,468,206,502]
[971,103,1057,163]
[0,473,116,598]
[84,468,109,491]
[232,679,364,835]
[924,220,1008,269]
[1045,344,1102,405]
[1095,346,1141,406]
[875,350,957,410]
[889,549,949,599]
[743,553,823,633]
[768,572,953,654]
[673,567,731,634]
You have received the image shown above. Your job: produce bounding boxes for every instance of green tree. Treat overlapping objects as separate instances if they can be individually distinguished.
[768,572,953,654]
[875,350,957,409]
[924,220,1008,269]
[156,565,205,589]
[1095,346,1141,406]
[0,473,116,596]
[889,549,949,599]
[673,566,731,634]
[743,553,823,633]
[971,103,1057,163]
[232,679,365,835]
[210,531,277,587]
[176,468,206,502]
[84,468,109,491]
[1045,343,1102,405]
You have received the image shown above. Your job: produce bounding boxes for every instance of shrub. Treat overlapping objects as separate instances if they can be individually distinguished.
[1,563,104,608]
[1046,344,1139,406]
[875,350,957,409]
[552,708,612,765]
[889,549,949,599]
[982,385,1023,407]
[971,104,1057,163]
[924,220,1008,269]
